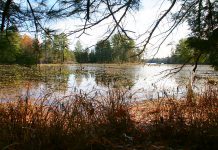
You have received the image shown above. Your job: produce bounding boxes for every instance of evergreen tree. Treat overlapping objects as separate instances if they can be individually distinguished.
[95,40,112,63]
[74,40,88,63]
[111,34,136,63]
[0,26,21,63]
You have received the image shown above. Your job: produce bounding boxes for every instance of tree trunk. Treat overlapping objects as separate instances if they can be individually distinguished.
[1,0,12,32]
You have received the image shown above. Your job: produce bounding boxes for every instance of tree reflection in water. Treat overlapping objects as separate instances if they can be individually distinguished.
[0,64,217,101]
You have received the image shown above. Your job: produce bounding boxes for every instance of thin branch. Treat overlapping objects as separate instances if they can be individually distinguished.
[87,0,90,20]
[26,0,49,35]
[68,2,129,36]
[105,0,132,39]
[159,57,193,79]
[132,0,177,57]
[193,53,202,72]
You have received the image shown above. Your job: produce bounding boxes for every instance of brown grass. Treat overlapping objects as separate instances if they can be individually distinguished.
[0,86,217,149]
[130,85,218,149]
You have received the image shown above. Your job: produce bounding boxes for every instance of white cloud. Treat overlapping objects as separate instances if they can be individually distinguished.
[48,0,190,58]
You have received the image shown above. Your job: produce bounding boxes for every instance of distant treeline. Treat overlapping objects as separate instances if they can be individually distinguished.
[147,38,211,65]
[74,34,141,63]
[0,27,141,65]
[1,27,213,66]
[0,26,74,65]
[146,56,209,64]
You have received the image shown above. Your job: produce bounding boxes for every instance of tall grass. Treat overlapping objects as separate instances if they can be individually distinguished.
[131,84,218,149]
[0,86,217,149]
[0,89,138,149]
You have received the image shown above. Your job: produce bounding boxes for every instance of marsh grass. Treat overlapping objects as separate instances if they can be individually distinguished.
[0,89,138,150]
[0,65,72,87]
[0,86,218,149]
[131,85,218,149]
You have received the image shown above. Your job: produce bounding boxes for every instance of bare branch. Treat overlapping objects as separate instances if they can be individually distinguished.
[68,2,130,36]
[131,0,177,57]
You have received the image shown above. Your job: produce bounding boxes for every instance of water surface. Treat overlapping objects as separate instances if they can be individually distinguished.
[0,64,217,101]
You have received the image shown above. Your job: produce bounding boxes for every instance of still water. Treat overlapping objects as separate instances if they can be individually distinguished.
[0,64,217,101]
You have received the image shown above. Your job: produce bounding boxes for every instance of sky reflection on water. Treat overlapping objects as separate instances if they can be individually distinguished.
[0,64,217,101]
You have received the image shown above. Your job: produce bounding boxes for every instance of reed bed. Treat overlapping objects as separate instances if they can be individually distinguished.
[0,86,217,149]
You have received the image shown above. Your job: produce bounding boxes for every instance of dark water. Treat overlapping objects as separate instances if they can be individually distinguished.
[0,64,217,101]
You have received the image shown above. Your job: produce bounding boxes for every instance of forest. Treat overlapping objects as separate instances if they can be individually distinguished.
[1,29,216,66]
[0,28,74,64]
[0,29,141,64]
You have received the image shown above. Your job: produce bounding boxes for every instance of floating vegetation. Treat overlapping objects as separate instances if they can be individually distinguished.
[95,71,134,89]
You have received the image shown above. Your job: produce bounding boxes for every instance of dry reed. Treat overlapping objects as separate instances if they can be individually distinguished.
[0,86,217,149]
